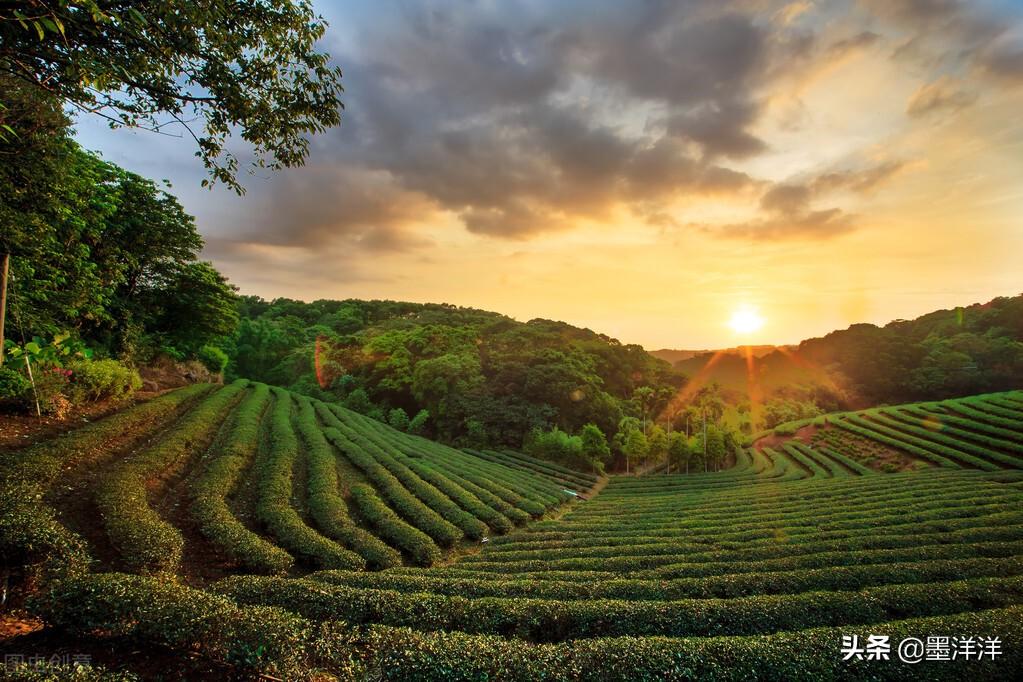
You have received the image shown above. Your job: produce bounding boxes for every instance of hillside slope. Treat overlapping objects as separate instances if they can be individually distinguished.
[2,387,1022,679]
[227,297,682,446]
[1,381,597,583]
[663,294,1023,408]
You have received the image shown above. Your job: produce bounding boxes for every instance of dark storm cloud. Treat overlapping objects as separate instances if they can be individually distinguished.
[216,0,1020,256]
[241,167,435,252]
[226,0,792,247]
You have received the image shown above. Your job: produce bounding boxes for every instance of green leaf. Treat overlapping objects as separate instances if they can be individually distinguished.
[25,342,42,355]
[126,7,148,26]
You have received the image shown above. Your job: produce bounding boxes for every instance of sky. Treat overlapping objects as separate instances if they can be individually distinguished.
[75,0,1023,350]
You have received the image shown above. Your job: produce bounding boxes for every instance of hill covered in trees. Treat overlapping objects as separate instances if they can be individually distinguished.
[225,297,683,454]
[665,295,1023,414]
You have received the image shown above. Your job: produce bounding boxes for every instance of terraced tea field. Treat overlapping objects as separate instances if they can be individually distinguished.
[2,385,1022,680]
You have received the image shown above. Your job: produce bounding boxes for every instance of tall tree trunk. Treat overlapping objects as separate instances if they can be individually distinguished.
[0,252,8,366]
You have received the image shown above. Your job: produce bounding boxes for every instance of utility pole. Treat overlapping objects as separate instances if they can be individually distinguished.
[0,253,8,366]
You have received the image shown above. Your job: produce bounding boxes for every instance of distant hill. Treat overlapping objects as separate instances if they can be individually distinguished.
[656,294,1023,408]
[650,345,789,366]
[669,348,818,396]
[227,297,682,447]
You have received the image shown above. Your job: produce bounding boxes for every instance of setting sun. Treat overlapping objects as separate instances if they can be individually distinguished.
[729,306,765,335]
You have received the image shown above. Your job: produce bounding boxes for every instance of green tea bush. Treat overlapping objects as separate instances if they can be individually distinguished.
[318,413,463,548]
[362,606,1023,681]
[254,389,365,570]
[66,358,141,403]
[0,384,212,579]
[296,397,402,569]
[96,382,245,573]
[197,344,229,374]
[189,383,295,575]
[214,573,1023,641]
[349,483,441,566]
[31,573,309,677]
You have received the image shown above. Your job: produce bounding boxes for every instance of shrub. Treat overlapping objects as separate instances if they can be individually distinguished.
[215,573,1023,641]
[316,405,464,547]
[197,344,229,374]
[296,397,402,569]
[0,365,31,410]
[96,381,245,573]
[387,407,410,432]
[349,483,441,566]
[189,383,295,575]
[361,606,1023,681]
[408,408,430,435]
[254,389,365,570]
[66,358,142,403]
[30,573,310,677]
[28,366,72,416]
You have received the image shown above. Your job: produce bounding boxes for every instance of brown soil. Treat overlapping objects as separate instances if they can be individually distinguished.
[152,391,251,587]
[43,391,209,574]
[0,393,168,450]
[755,421,926,473]
[156,473,242,587]
[752,423,819,452]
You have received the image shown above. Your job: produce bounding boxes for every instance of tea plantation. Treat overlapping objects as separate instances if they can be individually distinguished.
[2,384,1022,680]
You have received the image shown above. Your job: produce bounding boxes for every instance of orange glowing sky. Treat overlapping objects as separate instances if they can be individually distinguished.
[75,0,1023,349]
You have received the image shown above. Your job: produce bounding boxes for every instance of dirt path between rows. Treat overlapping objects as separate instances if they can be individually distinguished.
[154,390,253,587]
[44,391,210,573]
[0,392,172,450]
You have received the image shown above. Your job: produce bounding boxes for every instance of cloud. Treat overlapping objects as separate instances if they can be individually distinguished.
[229,2,796,244]
[774,1,814,27]
[707,158,906,240]
[663,98,768,159]
[812,160,909,194]
[982,45,1023,82]
[187,0,1021,256]
[713,207,857,240]
[862,0,1022,87]
[760,183,813,214]
[248,167,436,251]
[906,76,978,118]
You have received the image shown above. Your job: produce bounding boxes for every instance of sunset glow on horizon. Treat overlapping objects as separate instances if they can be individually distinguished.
[729,306,766,336]
[75,0,1023,350]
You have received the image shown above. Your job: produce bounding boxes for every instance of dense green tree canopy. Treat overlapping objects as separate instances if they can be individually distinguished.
[0,87,237,362]
[798,298,1023,404]
[225,297,684,448]
[1,0,343,191]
